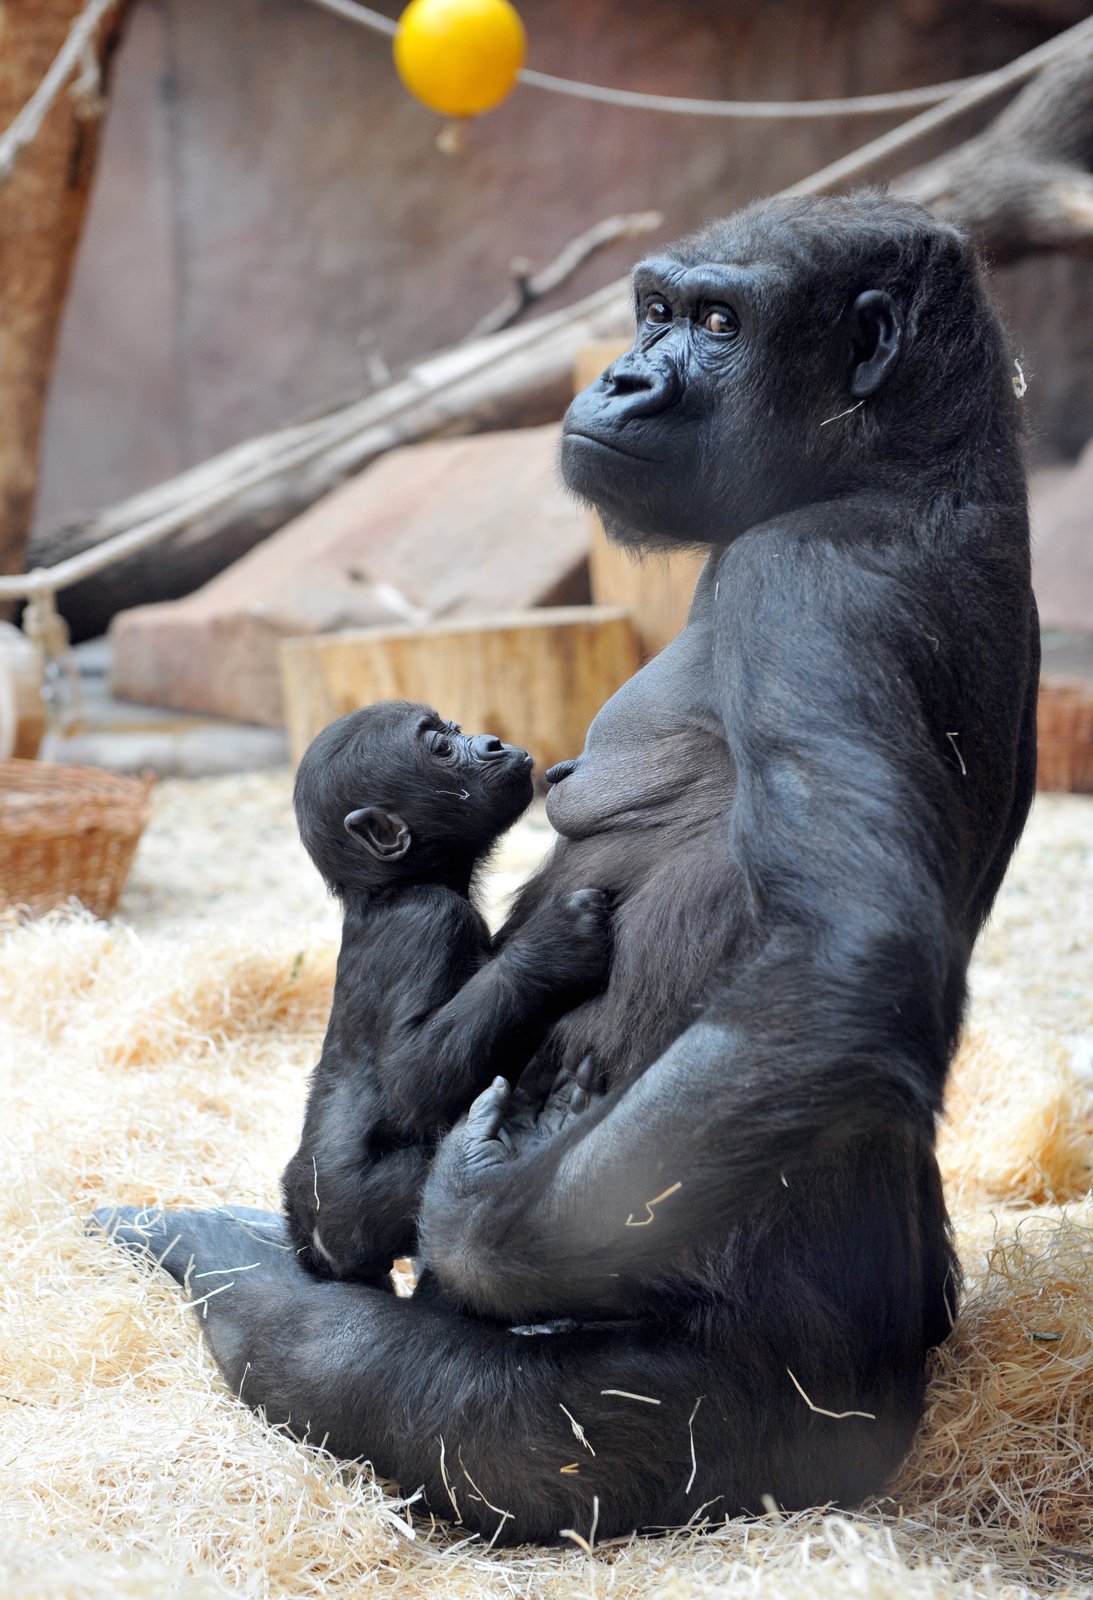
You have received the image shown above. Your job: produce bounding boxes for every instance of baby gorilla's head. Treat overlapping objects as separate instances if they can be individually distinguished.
[294,700,535,895]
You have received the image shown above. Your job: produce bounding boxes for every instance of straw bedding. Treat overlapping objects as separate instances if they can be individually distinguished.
[1,775,1090,1600]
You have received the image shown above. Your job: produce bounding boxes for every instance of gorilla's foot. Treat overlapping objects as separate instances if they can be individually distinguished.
[90,1204,293,1289]
[90,1203,315,1392]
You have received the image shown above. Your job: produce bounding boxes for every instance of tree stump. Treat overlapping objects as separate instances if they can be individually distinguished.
[279,607,641,772]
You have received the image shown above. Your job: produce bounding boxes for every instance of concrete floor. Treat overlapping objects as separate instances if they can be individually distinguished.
[40,637,288,778]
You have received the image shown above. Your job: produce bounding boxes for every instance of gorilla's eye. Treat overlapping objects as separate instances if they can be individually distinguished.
[429,733,454,759]
[644,299,672,325]
[702,308,738,336]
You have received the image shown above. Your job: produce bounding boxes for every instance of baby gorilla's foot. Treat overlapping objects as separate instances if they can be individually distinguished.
[535,1055,606,1139]
[456,1054,605,1177]
[456,1075,518,1173]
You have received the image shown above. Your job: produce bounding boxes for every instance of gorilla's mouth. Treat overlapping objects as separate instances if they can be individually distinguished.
[562,429,657,464]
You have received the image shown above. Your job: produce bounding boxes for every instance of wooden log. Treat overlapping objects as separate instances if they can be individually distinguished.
[0,0,132,581]
[280,607,641,773]
[1037,676,1093,792]
[576,343,707,659]
[31,279,632,640]
[0,624,46,760]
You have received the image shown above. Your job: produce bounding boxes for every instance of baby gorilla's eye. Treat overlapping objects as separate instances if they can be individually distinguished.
[431,734,454,759]
[702,307,738,336]
[645,299,672,326]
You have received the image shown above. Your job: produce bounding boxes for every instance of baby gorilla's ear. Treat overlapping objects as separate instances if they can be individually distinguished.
[343,806,412,861]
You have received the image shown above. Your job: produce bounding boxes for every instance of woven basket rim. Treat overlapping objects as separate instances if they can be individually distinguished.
[0,756,153,793]
[0,758,153,836]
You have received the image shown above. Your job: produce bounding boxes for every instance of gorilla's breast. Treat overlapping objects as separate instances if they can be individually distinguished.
[531,600,744,1084]
[544,607,732,842]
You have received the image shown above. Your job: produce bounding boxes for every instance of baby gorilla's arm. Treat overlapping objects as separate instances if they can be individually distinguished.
[283,891,610,1283]
[377,889,612,1136]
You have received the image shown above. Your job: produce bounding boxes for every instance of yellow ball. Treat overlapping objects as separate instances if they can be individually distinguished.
[394,0,527,119]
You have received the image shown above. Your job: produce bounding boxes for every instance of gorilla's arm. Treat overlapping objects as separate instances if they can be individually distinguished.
[420,520,972,1320]
[374,889,611,1134]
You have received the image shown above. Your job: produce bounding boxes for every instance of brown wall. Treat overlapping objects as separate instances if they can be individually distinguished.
[33,0,1093,533]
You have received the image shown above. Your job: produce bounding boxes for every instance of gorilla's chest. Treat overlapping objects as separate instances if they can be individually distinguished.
[544,609,731,842]
[532,598,743,1083]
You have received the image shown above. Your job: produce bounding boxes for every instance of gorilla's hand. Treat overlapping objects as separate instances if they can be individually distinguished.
[442,1057,603,1182]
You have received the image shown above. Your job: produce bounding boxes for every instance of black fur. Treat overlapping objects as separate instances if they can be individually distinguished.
[95,192,1038,1545]
[281,700,611,1279]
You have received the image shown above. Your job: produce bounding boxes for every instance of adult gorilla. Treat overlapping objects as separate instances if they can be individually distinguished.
[96,191,1038,1544]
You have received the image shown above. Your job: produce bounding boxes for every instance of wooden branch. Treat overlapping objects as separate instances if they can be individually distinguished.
[21,15,1093,635]
[21,281,633,636]
[0,0,119,183]
[467,211,664,340]
[783,15,1093,200]
[899,35,1093,262]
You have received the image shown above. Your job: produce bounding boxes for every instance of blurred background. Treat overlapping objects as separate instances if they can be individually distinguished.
[30,0,1093,523]
[1,0,1091,856]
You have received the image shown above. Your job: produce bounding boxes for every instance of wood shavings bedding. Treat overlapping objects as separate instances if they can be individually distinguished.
[1,778,1089,1600]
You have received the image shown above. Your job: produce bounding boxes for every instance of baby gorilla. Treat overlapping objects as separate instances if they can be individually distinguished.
[281,700,611,1281]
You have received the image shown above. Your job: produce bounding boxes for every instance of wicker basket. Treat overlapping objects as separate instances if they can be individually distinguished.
[0,760,154,919]
[1037,677,1093,794]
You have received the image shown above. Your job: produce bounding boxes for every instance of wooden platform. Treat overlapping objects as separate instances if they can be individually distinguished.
[280,606,641,772]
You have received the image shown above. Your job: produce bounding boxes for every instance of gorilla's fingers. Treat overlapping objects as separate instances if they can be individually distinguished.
[466,1076,511,1141]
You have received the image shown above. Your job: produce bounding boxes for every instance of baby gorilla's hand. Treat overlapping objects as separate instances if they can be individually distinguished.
[517,888,612,995]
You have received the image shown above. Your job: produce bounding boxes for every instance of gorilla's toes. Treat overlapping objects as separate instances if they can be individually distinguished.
[89,1203,292,1289]
[89,1205,194,1285]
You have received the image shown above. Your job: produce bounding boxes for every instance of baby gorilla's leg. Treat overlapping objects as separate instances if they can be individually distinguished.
[283,1140,434,1282]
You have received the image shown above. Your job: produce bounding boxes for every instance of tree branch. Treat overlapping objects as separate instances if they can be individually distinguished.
[898,35,1093,262]
[466,211,664,340]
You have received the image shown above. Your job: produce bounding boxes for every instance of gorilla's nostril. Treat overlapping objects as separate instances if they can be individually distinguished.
[611,369,654,396]
[472,734,507,760]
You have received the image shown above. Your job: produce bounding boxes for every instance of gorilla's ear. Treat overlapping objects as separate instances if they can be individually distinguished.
[344,806,412,861]
[848,289,902,398]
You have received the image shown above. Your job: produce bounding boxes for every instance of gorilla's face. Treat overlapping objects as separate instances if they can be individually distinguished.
[561,232,903,551]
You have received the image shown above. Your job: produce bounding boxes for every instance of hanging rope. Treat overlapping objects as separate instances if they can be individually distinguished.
[784,14,1093,198]
[0,0,121,184]
[307,0,397,38]
[513,67,990,120]
[2,9,1092,609]
[306,0,1032,120]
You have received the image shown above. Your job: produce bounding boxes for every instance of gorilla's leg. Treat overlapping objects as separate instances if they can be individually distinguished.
[92,1205,303,1383]
[91,1205,914,1543]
